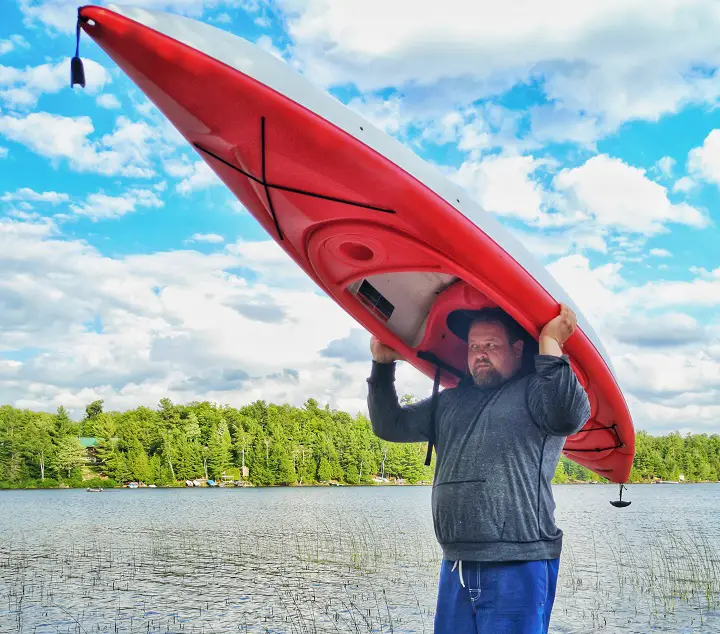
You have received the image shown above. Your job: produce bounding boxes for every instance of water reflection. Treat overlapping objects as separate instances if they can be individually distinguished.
[0,484,718,632]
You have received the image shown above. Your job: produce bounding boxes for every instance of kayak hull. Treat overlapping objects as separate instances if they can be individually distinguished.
[78,4,635,482]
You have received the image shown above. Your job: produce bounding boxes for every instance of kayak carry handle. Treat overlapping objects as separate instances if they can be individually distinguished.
[71,10,89,88]
[610,483,631,508]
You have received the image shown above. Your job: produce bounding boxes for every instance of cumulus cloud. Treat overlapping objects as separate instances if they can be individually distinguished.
[0,112,163,178]
[0,58,110,109]
[69,189,164,221]
[508,226,608,259]
[1,188,69,205]
[552,155,708,234]
[656,156,675,178]
[275,0,720,143]
[0,218,365,416]
[0,113,160,178]
[96,94,121,109]
[347,95,409,136]
[320,328,370,363]
[673,176,696,193]
[0,216,717,432]
[19,0,222,32]
[546,253,720,433]
[186,233,225,244]
[688,129,720,185]
[227,239,318,290]
[0,35,29,56]
[452,154,549,222]
[175,160,222,193]
[614,313,706,348]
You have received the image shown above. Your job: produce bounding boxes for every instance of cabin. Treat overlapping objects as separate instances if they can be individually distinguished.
[78,437,99,464]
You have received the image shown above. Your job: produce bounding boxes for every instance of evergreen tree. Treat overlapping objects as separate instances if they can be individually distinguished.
[0,398,717,488]
[207,422,232,478]
[53,436,86,479]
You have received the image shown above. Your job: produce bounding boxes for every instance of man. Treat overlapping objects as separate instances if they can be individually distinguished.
[367,303,591,633]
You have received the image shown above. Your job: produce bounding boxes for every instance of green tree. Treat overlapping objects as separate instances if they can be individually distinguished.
[317,456,333,482]
[21,413,56,480]
[53,436,86,479]
[127,440,151,482]
[552,460,569,484]
[207,422,232,478]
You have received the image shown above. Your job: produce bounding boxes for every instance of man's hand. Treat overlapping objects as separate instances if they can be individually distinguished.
[539,303,577,355]
[370,336,403,364]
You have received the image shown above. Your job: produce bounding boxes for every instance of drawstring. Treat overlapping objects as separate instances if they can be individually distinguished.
[451,560,465,587]
[424,366,442,466]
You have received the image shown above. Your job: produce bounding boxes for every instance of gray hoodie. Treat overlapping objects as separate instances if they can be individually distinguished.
[366,354,591,562]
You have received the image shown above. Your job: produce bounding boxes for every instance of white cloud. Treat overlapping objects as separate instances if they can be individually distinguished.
[186,233,224,244]
[452,154,547,221]
[672,176,696,193]
[255,35,286,62]
[1,188,69,205]
[656,156,675,178]
[547,254,625,330]
[347,95,408,135]
[622,268,720,310]
[176,160,222,193]
[0,218,364,417]
[688,129,720,185]
[19,0,212,32]
[509,226,608,259]
[212,13,232,24]
[18,0,260,33]
[96,94,121,109]
[617,348,720,397]
[69,189,164,221]
[0,58,110,109]
[553,155,708,234]
[529,106,603,148]
[0,146,7,159]
[416,104,523,155]
[649,248,672,258]
[0,218,717,433]
[545,253,720,432]
[0,35,29,56]
[0,113,158,178]
[276,0,720,143]
[227,239,317,290]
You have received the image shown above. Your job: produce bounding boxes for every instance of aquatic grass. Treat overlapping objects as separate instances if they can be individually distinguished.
[1,507,719,633]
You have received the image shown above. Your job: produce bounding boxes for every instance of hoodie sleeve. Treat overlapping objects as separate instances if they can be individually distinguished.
[366,361,432,443]
[526,354,591,437]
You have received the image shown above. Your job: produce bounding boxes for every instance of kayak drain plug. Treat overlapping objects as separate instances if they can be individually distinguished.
[610,483,631,508]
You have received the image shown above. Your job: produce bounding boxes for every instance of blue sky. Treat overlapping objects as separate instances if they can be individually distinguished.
[1,0,719,435]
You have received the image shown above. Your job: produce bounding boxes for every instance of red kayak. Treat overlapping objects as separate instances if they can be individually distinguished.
[75,4,635,483]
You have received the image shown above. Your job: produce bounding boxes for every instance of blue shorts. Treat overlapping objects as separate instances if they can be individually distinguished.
[434,558,560,634]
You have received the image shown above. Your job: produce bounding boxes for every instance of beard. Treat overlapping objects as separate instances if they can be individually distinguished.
[471,362,504,387]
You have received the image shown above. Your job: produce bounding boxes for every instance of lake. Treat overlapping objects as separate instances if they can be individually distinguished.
[1,484,718,633]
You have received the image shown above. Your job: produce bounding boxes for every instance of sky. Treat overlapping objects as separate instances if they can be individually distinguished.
[0,0,719,436]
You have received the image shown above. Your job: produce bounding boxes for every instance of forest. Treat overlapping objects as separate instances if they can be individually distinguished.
[1,397,718,488]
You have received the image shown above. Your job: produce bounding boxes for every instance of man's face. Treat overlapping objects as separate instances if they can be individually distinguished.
[467,321,524,387]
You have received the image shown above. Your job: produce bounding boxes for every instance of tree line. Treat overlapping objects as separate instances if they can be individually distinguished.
[1,398,718,488]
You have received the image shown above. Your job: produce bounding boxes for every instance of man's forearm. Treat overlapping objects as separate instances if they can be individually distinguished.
[367,361,432,443]
[539,334,563,357]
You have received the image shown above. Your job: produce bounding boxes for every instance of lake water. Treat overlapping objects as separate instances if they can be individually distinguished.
[1,484,718,633]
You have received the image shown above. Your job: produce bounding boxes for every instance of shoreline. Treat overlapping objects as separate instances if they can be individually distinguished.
[2,480,719,491]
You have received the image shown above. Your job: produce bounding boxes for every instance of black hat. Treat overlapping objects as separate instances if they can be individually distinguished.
[446,309,485,342]
[446,307,528,343]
